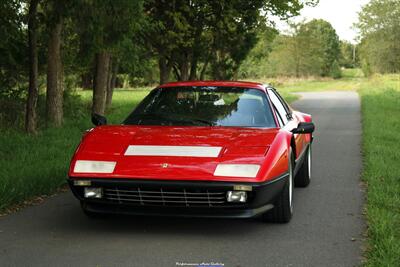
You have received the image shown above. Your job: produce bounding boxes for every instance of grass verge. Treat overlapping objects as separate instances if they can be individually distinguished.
[358,74,400,266]
[249,68,363,103]
[0,89,150,212]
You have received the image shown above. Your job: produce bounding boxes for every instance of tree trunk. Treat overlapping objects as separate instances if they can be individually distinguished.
[110,62,118,90]
[106,58,118,109]
[179,59,189,81]
[177,52,190,81]
[25,0,40,134]
[189,53,198,80]
[81,72,92,89]
[172,64,180,81]
[200,55,210,80]
[46,18,63,127]
[92,52,111,115]
[189,29,202,80]
[159,56,171,84]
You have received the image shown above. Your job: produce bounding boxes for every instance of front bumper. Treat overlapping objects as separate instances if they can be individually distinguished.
[68,173,288,218]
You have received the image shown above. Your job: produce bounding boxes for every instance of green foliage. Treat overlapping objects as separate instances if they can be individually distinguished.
[339,41,359,68]
[70,0,144,82]
[238,27,279,78]
[356,0,400,74]
[207,1,264,80]
[143,0,318,81]
[241,19,341,78]
[300,19,340,76]
[330,60,342,79]
[0,0,28,97]
[75,0,143,53]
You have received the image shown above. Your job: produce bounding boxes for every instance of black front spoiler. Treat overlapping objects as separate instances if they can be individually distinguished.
[82,201,274,219]
[68,173,288,218]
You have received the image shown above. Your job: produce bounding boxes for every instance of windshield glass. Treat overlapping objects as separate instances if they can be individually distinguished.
[123,86,276,128]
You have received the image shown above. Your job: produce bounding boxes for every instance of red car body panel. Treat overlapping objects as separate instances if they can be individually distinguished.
[69,126,290,183]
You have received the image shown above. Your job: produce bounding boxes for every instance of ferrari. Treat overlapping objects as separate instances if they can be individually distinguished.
[68,81,314,223]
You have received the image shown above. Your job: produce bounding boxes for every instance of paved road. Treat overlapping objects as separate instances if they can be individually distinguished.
[0,91,364,267]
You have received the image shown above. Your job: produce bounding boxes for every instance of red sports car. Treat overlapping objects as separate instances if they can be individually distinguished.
[68,81,314,223]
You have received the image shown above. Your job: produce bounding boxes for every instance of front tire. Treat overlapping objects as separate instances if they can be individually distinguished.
[294,145,311,187]
[261,148,294,223]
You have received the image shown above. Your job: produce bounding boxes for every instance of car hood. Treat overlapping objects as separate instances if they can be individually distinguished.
[69,125,281,181]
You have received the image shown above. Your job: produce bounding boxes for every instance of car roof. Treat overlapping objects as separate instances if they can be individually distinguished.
[158,81,266,91]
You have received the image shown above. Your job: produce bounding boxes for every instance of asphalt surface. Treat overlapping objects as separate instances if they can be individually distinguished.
[0,91,364,267]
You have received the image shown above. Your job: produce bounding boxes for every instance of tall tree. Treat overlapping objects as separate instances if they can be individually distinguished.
[266,19,340,77]
[0,0,27,98]
[45,1,65,126]
[144,0,318,83]
[356,0,400,74]
[143,0,181,84]
[299,19,340,76]
[75,0,143,115]
[25,0,40,134]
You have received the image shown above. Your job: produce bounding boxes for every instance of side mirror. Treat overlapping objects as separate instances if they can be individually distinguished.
[91,113,107,126]
[292,122,315,134]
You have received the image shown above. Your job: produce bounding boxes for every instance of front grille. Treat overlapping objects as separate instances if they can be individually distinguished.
[103,186,230,207]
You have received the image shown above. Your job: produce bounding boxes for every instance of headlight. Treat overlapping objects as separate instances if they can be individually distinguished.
[214,164,260,178]
[73,160,116,173]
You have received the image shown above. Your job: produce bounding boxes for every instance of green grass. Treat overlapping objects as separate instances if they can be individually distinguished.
[0,88,150,211]
[248,68,364,103]
[358,74,400,266]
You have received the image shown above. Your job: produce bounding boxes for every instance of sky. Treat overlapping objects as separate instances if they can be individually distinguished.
[274,0,370,43]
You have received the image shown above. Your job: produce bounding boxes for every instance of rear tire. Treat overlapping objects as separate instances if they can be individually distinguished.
[294,145,311,187]
[261,148,294,223]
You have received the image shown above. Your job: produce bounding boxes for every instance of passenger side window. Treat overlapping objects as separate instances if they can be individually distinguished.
[268,89,289,125]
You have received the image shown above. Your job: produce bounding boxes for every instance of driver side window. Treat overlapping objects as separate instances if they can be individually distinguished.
[268,89,289,126]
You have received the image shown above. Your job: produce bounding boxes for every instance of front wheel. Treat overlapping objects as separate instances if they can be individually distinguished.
[294,145,311,187]
[261,148,294,223]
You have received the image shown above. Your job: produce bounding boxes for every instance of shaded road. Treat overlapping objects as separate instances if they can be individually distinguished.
[0,91,364,267]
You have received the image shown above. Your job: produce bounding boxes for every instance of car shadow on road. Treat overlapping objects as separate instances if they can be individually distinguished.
[36,193,287,238]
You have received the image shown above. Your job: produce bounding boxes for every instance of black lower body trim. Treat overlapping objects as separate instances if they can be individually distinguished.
[82,201,274,218]
[68,174,288,218]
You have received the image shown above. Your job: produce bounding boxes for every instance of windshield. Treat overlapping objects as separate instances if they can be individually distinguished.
[123,86,276,128]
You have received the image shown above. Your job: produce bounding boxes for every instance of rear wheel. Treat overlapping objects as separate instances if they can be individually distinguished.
[261,148,294,223]
[294,145,311,187]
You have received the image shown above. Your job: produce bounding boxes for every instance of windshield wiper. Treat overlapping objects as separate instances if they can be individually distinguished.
[128,113,174,125]
[180,118,215,126]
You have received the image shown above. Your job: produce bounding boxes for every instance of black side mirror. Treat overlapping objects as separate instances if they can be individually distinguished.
[91,113,107,126]
[292,122,315,134]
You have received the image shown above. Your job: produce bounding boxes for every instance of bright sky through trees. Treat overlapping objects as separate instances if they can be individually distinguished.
[274,0,370,43]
